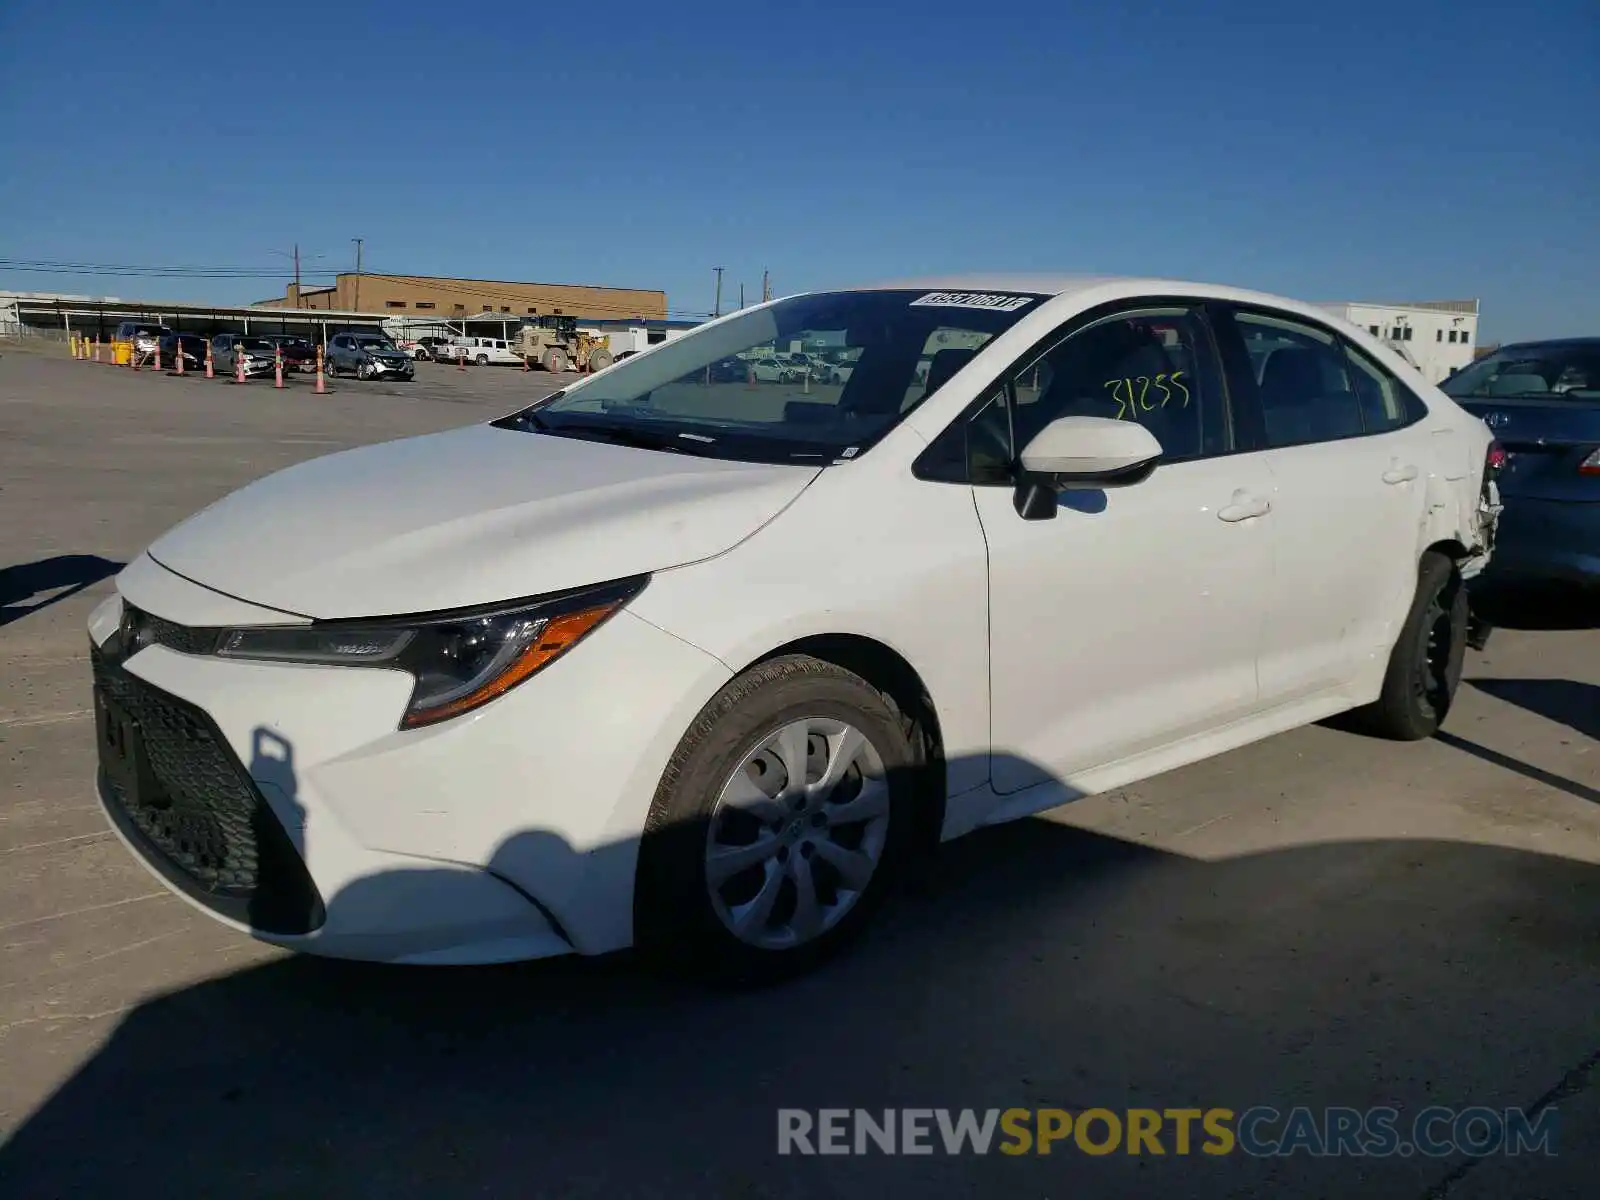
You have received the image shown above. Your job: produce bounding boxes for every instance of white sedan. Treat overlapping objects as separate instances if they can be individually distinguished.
[87,275,1499,982]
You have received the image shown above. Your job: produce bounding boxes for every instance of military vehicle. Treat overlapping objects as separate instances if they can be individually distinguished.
[510,315,614,373]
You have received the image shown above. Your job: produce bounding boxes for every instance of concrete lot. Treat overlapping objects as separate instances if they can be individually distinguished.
[0,352,1596,1198]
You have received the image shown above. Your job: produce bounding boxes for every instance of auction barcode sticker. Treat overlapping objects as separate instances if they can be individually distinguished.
[909,292,1036,312]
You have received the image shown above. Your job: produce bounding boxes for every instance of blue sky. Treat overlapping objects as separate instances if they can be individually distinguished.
[1,0,1595,338]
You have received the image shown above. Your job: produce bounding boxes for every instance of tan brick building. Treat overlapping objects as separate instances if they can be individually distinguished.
[254,274,667,322]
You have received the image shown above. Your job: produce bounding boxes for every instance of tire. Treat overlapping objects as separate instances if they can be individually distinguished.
[588,348,613,372]
[325,358,338,378]
[476,354,489,366]
[634,654,923,986]
[543,348,567,373]
[1351,551,1468,740]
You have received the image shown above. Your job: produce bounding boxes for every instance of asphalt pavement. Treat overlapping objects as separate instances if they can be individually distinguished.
[0,351,1596,1198]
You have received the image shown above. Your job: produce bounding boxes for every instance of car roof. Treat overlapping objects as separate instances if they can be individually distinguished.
[847,272,1313,307]
[1497,337,1600,352]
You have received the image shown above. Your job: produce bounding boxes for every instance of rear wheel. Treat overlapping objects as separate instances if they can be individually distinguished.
[543,348,568,373]
[1351,551,1468,740]
[476,353,489,366]
[587,348,613,372]
[635,654,921,985]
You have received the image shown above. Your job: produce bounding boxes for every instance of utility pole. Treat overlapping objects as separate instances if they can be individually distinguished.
[712,266,724,318]
[762,269,771,303]
[352,237,364,311]
[292,243,301,306]
[739,283,745,310]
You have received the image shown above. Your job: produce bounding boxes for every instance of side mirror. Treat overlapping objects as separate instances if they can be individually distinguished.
[1013,416,1163,520]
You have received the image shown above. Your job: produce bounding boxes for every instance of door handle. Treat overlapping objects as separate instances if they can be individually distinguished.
[1218,491,1271,522]
[1382,462,1419,484]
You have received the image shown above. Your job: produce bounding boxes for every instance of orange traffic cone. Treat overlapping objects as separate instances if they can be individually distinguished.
[205,340,214,378]
[274,346,284,389]
[315,347,326,394]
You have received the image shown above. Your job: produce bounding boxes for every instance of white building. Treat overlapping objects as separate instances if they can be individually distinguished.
[1316,299,1480,384]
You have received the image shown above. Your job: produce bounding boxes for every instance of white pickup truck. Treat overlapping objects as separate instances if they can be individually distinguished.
[446,337,524,366]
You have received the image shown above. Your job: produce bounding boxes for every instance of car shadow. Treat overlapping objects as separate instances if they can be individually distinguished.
[1468,582,1599,632]
[0,554,123,628]
[1467,678,1600,743]
[2,752,1598,1197]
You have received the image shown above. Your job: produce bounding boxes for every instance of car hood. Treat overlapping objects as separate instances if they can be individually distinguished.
[146,423,820,619]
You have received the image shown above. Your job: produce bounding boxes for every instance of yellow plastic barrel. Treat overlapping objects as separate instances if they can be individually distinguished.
[112,342,133,366]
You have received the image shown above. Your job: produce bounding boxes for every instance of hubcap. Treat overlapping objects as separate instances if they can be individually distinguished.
[705,716,890,950]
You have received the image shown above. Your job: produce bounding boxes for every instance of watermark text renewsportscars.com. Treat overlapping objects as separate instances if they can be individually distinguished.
[777,1106,1559,1158]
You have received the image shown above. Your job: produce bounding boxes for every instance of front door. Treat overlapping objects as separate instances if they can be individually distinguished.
[972,303,1273,792]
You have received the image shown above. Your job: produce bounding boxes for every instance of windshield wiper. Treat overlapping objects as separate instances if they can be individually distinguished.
[544,419,711,454]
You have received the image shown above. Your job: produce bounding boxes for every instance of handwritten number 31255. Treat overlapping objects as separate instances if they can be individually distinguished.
[1104,372,1189,419]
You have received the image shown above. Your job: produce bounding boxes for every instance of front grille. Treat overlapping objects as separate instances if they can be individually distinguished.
[91,644,325,934]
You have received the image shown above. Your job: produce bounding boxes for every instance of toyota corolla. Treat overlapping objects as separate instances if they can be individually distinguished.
[88,275,1499,981]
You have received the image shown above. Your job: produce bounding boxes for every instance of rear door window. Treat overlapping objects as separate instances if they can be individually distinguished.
[1228,311,1365,447]
[1343,343,1427,432]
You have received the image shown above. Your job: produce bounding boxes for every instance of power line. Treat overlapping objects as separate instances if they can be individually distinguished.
[0,258,334,280]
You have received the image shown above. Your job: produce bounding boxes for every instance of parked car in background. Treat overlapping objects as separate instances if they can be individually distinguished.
[89,275,1497,982]
[211,334,279,377]
[410,335,454,361]
[746,356,799,382]
[1442,337,1600,589]
[260,334,317,372]
[115,321,173,357]
[326,331,415,380]
[447,337,524,366]
[406,334,457,361]
[156,332,209,370]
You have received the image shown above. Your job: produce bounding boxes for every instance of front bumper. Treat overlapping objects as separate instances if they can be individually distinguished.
[87,566,733,963]
[1481,497,1600,587]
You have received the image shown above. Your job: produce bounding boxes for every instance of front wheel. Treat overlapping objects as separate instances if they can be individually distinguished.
[543,348,568,373]
[1351,551,1468,740]
[634,655,922,985]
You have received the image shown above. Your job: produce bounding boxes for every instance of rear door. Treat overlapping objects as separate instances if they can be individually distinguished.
[1213,307,1432,705]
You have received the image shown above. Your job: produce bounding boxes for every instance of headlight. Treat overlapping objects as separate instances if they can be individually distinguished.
[216,576,647,728]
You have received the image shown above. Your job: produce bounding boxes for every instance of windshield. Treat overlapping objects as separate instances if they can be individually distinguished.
[238,338,274,352]
[1442,343,1600,401]
[498,289,1046,463]
[356,337,398,351]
